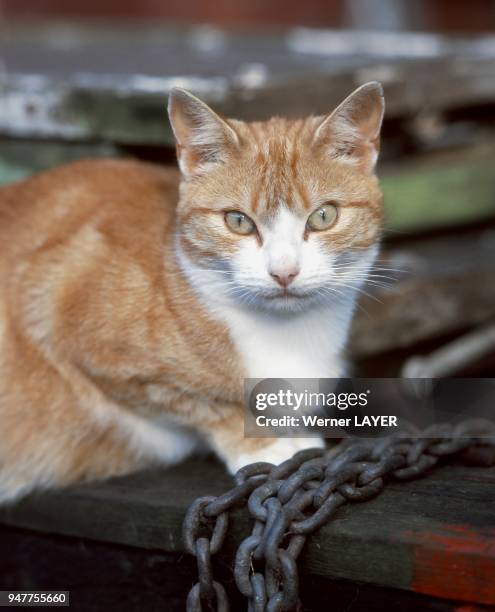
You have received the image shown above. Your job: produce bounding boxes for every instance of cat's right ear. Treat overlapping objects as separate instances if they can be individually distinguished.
[167,88,240,178]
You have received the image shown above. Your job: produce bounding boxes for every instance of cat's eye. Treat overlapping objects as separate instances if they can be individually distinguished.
[306,204,338,232]
[224,211,256,236]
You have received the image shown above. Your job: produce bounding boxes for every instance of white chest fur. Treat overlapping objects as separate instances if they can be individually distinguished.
[176,245,360,380]
[219,302,353,379]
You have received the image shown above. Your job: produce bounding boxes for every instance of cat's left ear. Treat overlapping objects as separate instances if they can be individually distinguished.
[313,81,385,174]
[168,88,240,178]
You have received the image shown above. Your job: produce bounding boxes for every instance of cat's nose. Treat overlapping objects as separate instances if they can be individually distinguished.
[270,268,300,288]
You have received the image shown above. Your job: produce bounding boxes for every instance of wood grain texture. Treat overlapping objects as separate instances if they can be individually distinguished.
[350,226,495,358]
[0,459,494,604]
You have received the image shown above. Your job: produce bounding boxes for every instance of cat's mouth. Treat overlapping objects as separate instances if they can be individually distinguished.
[233,284,321,311]
[256,288,320,312]
[267,290,300,299]
[264,288,310,301]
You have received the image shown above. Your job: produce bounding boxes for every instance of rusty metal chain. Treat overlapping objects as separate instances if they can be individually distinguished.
[183,421,495,611]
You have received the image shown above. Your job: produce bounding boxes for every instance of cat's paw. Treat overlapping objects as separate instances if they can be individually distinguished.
[227,436,325,475]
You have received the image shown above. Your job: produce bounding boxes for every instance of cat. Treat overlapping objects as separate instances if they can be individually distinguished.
[0,82,384,503]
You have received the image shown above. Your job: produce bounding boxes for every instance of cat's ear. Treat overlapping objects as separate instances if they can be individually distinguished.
[313,81,384,174]
[168,88,240,178]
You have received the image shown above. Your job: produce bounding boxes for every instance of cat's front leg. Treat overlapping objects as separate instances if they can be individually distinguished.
[202,409,325,475]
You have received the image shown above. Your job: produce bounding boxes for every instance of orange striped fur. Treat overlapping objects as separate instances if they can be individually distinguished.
[0,83,384,502]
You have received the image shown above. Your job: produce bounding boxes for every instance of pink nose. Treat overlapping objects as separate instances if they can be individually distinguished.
[270,269,299,288]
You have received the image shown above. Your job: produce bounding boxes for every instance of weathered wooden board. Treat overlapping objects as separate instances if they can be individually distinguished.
[380,143,495,233]
[1,526,476,612]
[0,140,120,185]
[350,225,495,359]
[0,459,494,605]
[2,22,495,144]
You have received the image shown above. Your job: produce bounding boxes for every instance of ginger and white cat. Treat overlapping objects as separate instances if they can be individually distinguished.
[0,82,384,503]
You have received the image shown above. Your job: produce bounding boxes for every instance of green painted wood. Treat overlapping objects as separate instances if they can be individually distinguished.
[0,140,121,185]
[382,144,495,232]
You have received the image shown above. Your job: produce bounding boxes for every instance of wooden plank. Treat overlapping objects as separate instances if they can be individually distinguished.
[381,143,495,232]
[0,526,471,612]
[352,268,495,358]
[302,465,495,604]
[2,22,495,144]
[350,226,495,357]
[0,526,202,612]
[0,459,494,603]
[0,140,121,185]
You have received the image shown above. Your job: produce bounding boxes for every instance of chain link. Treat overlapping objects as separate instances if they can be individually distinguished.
[184,421,495,611]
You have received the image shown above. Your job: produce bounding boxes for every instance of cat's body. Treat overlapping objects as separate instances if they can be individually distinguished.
[0,83,384,502]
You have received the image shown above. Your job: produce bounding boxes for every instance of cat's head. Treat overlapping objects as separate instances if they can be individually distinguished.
[168,83,384,313]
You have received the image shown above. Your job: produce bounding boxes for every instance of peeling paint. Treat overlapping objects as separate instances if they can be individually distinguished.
[405,524,495,605]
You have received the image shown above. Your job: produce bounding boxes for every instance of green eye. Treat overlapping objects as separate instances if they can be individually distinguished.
[224,211,256,236]
[306,203,338,231]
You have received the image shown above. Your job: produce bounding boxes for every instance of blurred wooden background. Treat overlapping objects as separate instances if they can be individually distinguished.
[1,0,494,32]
